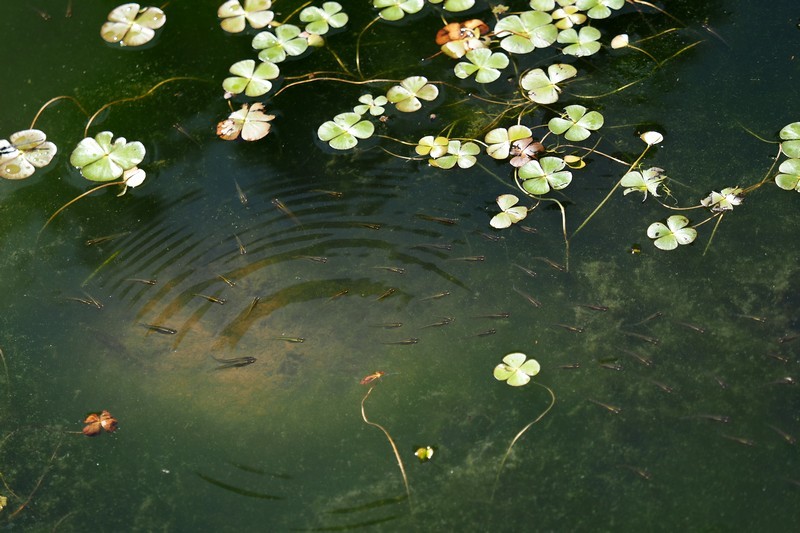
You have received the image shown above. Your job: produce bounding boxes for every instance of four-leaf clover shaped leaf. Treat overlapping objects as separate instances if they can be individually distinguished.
[373,0,424,21]
[217,102,276,141]
[317,112,375,150]
[429,141,480,169]
[387,76,439,113]
[490,194,528,229]
[494,11,557,54]
[701,187,743,212]
[252,25,309,63]
[779,122,800,159]
[70,131,145,182]
[494,352,541,387]
[454,49,509,83]
[520,63,577,104]
[485,125,533,160]
[558,26,602,57]
[354,94,388,116]
[416,136,450,159]
[548,105,604,141]
[218,0,274,33]
[621,167,665,201]
[552,6,587,29]
[300,2,348,35]
[0,129,57,180]
[575,0,624,20]
[647,215,697,251]
[518,156,572,195]
[101,3,166,47]
[428,0,476,11]
[223,59,280,98]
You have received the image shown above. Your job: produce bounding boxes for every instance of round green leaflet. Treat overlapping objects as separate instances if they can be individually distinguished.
[0,129,57,180]
[647,215,697,251]
[218,0,274,33]
[299,2,348,35]
[518,156,572,195]
[620,167,665,200]
[223,59,280,98]
[779,121,800,159]
[429,141,480,169]
[454,49,509,84]
[252,25,308,63]
[69,131,145,182]
[575,0,624,20]
[101,3,166,47]
[701,187,743,212]
[520,63,577,104]
[552,6,586,29]
[494,10,558,54]
[427,0,475,12]
[485,125,533,160]
[415,135,450,158]
[317,112,375,150]
[775,158,800,192]
[372,0,424,21]
[557,26,602,57]
[548,104,604,142]
[494,352,541,387]
[386,76,439,113]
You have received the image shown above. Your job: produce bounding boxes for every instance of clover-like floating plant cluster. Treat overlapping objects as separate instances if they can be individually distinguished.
[101,3,166,47]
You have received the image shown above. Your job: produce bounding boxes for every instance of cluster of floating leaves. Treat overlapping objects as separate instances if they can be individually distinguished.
[0,129,57,180]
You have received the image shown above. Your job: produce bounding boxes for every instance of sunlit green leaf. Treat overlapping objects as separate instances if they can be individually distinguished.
[558,26,602,57]
[520,63,577,104]
[300,2,348,35]
[780,121,800,158]
[354,94,388,116]
[548,104,603,141]
[775,158,800,192]
[575,0,624,19]
[429,140,480,169]
[494,11,557,54]
[252,25,308,63]
[518,156,572,195]
[490,194,528,229]
[454,48,509,83]
[218,0,274,33]
[70,131,145,182]
[701,187,743,212]
[0,129,57,180]
[223,59,280,98]
[317,112,374,150]
[621,167,665,200]
[647,215,697,251]
[387,76,439,112]
[416,135,450,158]
[493,352,540,387]
[373,0,424,21]
[101,3,166,47]
[485,125,533,160]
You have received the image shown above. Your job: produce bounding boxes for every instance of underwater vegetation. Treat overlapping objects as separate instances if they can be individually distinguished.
[1,0,798,530]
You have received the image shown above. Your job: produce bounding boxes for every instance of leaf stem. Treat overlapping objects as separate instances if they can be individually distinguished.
[39,181,124,236]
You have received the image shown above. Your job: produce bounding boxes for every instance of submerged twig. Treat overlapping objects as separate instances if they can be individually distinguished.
[360,386,412,512]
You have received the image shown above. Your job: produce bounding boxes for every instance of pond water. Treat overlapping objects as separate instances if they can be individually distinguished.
[1,0,798,531]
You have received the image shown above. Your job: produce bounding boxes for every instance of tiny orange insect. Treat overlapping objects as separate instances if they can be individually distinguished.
[360,371,386,385]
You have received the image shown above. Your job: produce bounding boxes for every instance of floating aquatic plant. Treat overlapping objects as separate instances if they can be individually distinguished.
[575,0,625,20]
[493,352,541,386]
[548,105,604,142]
[640,130,664,146]
[373,0,424,21]
[454,48,509,83]
[0,129,57,180]
[428,0,475,12]
[552,5,587,29]
[223,59,280,99]
[252,25,309,63]
[416,135,450,159]
[217,0,274,33]
[101,3,166,47]
[775,158,800,192]
[429,140,480,169]
[494,10,558,54]
[490,194,528,229]
[485,125,533,160]
[300,2,348,35]
[386,76,439,113]
[621,167,666,200]
[520,63,577,104]
[779,121,800,158]
[557,26,602,57]
[437,19,489,59]
[217,102,275,141]
[647,215,697,250]
[70,131,145,182]
[518,156,572,195]
[414,446,435,462]
[317,112,375,150]
[510,137,546,168]
[354,94,388,116]
[701,187,743,212]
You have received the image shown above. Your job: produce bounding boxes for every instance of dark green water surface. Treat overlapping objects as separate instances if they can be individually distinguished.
[1,0,798,531]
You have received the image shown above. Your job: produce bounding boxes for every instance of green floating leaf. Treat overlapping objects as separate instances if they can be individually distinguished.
[647,215,697,251]
[354,94,388,116]
[484,125,532,160]
[429,141,480,169]
[558,26,602,57]
[548,104,604,141]
[621,167,665,200]
[300,2,348,35]
[494,352,540,387]
[780,121,800,158]
[494,10,557,54]
[70,131,145,182]
[416,135,450,158]
[518,156,572,195]
[454,48,509,84]
[520,63,577,104]
[386,76,439,113]
[775,158,800,192]
[317,112,374,150]
[490,194,528,229]
[428,0,476,12]
[553,6,586,29]
[700,187,743,212]
[373,0,424,21]
[0,129,57,180]
[575,0,624,20]
[101,3,166,47]
[218,0,274,33]
[252,25,308,63]
[223,59,280,98]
